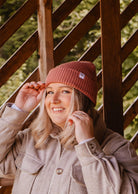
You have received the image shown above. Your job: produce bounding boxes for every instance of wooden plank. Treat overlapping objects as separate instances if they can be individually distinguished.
[0,69,39,107]
[52,0,82,29]
[0,0,82,47]
[123,97,138,129]
[1,0,134,88]
[0,31,38,87]
[0,186,12,194]
[54,2,100,65]
[0,0,6,8]
[79,37,101,62]
[95,63,138,120]
[100,0,123,134]
[38,0,54,81]
[0,0,84,87]
[130,131,138,150]
[121,30,138,63]
[122,63,138,96]
[121,0,138,29]
[0,0,37,47]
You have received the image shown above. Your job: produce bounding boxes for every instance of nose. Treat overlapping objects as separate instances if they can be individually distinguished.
[51,92,60,104]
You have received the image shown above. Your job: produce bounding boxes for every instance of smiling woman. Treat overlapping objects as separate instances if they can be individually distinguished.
[0,61,138,194]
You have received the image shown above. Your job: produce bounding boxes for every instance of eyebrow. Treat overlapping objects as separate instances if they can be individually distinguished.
[46,85,73,89]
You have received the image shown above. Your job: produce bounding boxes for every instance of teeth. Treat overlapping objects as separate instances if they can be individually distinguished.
[53,108,63,111]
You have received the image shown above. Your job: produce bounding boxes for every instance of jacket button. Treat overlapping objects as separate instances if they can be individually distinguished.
[56,168,63,175]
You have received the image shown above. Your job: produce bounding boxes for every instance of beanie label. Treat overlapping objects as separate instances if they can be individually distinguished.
[79,72,85,79]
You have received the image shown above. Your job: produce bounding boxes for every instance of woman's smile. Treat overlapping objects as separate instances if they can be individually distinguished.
[52,107,65,112]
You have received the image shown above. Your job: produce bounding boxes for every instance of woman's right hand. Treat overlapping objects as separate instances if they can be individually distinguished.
[15,81,46,112]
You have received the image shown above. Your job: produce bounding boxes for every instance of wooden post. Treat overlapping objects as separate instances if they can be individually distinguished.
[37,0,54,81]
[100,0,123,134]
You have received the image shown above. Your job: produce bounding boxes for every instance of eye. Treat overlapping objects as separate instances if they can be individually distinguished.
[62,90,71,94]
[46,90,54,96]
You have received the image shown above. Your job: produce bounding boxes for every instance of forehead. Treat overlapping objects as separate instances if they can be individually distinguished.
[46,83,73,89]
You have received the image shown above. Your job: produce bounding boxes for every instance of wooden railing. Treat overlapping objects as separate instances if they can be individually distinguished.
[0,0,138,193]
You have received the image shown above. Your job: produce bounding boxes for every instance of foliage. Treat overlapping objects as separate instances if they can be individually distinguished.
[0,0,137,141]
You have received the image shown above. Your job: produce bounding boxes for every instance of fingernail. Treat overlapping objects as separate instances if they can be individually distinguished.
[68,119,73,126]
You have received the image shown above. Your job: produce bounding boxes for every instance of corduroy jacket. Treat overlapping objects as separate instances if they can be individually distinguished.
[0,105,138,194]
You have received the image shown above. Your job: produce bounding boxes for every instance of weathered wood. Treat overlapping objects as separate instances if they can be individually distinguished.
[1,0,136,88]
[0,0,37,47]
[1,69,39,107]
[100,0,123,134]
[0,0,6,8]
[121,30,138,63]
[130,131,138,150]
[79,37,101,62]
[54,2,100,65]
[122,63,138,96]
[38,0,54,81]
[0,186,12,194]
[52,0,82,29]
[121,0,138,29]
[123,97,138,129]
[0,31,38,87]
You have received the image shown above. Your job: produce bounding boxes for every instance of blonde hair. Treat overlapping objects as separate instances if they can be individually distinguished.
[30,89,98,149]
[30,91,52,148]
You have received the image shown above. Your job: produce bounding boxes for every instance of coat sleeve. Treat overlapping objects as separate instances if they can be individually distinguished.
[0,105,29,178]
[75,137,138,194]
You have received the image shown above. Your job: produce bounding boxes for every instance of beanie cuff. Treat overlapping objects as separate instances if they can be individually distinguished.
[46,67,97,105]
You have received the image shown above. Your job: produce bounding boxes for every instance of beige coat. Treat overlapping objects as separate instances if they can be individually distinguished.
[0,105,138,194]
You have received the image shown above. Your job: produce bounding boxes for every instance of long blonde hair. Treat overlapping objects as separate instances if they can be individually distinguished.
[30,89,98,149]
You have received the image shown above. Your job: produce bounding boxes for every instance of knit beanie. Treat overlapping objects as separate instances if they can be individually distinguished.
[45,61,97,105]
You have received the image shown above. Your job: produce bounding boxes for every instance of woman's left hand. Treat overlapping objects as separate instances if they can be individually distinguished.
[68,111,94,143]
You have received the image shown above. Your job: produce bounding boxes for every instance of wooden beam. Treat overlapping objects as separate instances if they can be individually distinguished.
[123,97,138,129]
[0,186,12,194]
[100,0,123,134]
[121,30,138,63]
[52,0,82,29]
[0,31,38,87]
[130,131,138,150]
[0,69,39,108]
[38,0,54,81]
[79,37,101,62]
[121,0,138,29]
[122,63,138,96]
[54,2,100,65]
[0,0,37,47]
[1,0,136,88]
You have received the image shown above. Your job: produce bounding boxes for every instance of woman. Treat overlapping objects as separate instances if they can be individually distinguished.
[0,61,137,194]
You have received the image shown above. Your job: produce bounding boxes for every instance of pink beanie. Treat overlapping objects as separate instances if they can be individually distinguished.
[45,61,97,105]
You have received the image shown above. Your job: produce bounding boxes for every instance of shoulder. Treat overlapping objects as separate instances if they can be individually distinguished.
[102,129,134,155]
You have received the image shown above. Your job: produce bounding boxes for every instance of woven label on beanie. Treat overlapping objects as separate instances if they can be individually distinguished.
[79,72,85,79]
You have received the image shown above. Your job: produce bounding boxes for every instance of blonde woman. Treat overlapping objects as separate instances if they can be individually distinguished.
[0,61,137,194]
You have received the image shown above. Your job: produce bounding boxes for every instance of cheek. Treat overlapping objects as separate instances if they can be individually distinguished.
[65,96,72,107]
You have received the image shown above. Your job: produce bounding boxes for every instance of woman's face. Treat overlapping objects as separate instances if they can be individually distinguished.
[45,83,73,129]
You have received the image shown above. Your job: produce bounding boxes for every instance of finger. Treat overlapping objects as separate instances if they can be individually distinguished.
[37,82,46,90]
[73,111,88,117]
[72,112,87,120]
[37,81,46,87]
[29,82,38,89]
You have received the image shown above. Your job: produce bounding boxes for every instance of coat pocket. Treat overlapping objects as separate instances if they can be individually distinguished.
[12,153,44,194]
[69,165,87,194]
[15,153,43,174]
